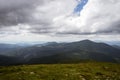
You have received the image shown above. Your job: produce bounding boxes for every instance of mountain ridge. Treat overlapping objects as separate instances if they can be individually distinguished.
[0,40,120,65]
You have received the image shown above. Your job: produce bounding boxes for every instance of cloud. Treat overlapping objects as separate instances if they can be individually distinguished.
[0,0,77,35]
[54,0,120,35]
[0,0,44,27]
[0,0,120,42]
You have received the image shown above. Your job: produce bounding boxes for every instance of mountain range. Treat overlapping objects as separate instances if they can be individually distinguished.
[0,40,120,65]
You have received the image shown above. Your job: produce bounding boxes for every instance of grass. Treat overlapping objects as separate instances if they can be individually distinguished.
[0,62,120,80]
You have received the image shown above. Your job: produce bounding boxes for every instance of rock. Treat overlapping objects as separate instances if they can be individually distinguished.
[30,72,35,74]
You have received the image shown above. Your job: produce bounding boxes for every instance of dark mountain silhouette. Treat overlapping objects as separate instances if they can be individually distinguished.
[0,40,120,65]
[26,40,120,64]
[112,45,120,50]
[0,43,23,55]
[0,55,22,66]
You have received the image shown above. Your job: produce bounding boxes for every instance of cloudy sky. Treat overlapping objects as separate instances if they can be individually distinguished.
[0,0,120,43]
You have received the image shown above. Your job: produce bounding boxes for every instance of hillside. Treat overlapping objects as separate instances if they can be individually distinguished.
[0,43,25,56]
[0,55,22,66]
[0,40,120,65]
[112,45,120,49]
[25,40,120,64]
[0,62,120,80]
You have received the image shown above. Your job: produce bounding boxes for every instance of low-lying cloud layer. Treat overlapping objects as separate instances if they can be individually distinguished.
[0,0,120,42]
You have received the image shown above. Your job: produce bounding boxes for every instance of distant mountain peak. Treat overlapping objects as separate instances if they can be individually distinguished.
[81,39,92,42]
[79,39,94,43]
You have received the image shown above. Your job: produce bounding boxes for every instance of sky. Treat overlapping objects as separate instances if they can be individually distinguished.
[0,0,120,43]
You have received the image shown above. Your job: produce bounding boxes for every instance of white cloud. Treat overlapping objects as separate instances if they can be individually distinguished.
[53,0,120,35]
[0,0,120,42]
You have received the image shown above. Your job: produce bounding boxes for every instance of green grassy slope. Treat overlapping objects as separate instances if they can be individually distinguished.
[0,62,120,80]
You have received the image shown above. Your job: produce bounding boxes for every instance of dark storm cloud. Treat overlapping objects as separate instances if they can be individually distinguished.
[0,0,55,36]
[0,0,44,27]
[27,23,55,34]
[108,20,120,33]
